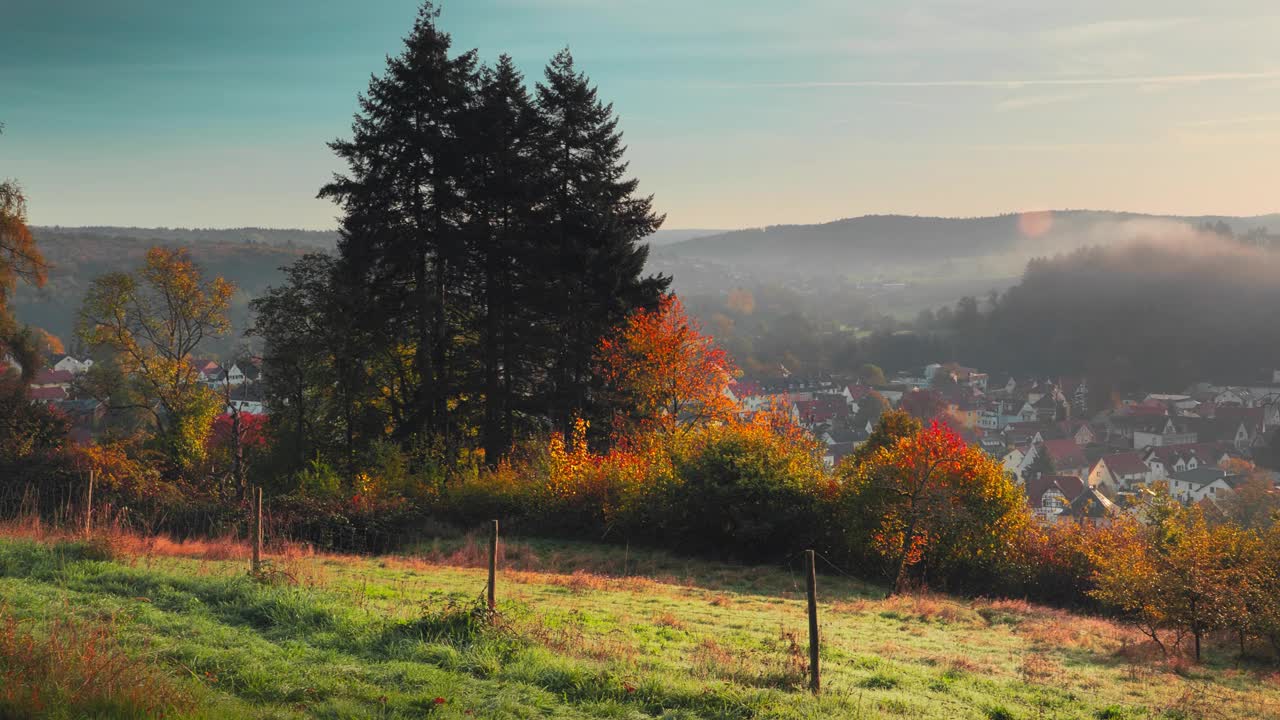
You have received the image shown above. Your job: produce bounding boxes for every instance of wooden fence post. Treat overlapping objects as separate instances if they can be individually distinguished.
[805,549,820,694]
[84,468,95,537]
[488,519,499,611]
[252,486,263,574]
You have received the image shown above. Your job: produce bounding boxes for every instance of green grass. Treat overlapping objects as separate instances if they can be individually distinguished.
[1,534,1278,719]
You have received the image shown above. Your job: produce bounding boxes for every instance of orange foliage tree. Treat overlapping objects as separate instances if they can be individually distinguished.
[596,294,738,438]
[0,145,48,382]
[842,420,1029,594]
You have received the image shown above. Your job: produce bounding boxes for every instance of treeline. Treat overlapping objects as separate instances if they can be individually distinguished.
[252,4,666,477]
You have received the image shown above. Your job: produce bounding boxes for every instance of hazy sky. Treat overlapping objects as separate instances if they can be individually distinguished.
[3,1,1279,230]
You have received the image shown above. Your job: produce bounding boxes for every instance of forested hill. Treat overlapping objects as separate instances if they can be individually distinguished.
[930,239,1280,392]
[658,210,1280,275]
[12,228,311,354]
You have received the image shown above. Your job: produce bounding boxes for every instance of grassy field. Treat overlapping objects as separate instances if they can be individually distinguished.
[0,528,1277,719]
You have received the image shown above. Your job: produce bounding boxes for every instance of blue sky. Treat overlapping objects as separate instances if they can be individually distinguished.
[2,1,1279,229]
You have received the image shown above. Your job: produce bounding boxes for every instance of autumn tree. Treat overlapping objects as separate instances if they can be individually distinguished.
[78,247,234,475]
[900,388,946,421]
[850,391,890,432]
[596,294,737,437]
[858,363,886,387]
[0,124,48,383]
[1218,471,1280,530]
[1092,499,1257,661]
[841,419,1029,594]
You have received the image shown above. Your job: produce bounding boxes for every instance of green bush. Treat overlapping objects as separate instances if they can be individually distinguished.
[646,423,827,561]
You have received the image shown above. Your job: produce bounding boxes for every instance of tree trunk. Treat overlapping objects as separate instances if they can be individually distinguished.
[891,517,919,595]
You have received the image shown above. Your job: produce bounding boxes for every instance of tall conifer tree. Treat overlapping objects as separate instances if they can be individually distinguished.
[534,49,669,435]
[320,3,477,448]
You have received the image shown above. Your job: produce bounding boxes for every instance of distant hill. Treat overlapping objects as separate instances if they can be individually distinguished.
[33,225,340,250]
[13,228,312,356]
[657,211,1280,277]
[10,226,720,355]
[644,228,724,246]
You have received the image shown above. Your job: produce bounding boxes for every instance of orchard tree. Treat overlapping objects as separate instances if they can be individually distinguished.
[596,294,737,437]
[845,420,1029,594]
[78,247,233,475]
[1092,501,1257,661]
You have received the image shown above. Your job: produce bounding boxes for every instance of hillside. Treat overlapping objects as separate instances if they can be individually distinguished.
[657,210,1280,278]
[2,530,1276,719]
[13,228,312,354]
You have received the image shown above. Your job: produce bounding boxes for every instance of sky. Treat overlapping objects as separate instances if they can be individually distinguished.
[2,0,1279,230]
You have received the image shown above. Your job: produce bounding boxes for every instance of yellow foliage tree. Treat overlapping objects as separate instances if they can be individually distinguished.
[78,247,233,475]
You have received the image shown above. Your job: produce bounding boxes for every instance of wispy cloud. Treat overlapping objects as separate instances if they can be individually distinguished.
[1040,17,1199,46]
[719,70,1280,90]
[995,91,1091,111]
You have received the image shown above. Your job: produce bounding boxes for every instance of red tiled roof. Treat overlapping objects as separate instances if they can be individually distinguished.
[29,386,68,401]
[1025,475,1085,508]
[846,384,875,400]
[1146,442,1229,466]
[31,369,73,385]
[1099,452,1148,476]
[1041,438,1087,469]
[1213,406,1264,428]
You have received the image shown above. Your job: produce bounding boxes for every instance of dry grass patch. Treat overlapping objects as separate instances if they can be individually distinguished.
[0,607,193,718]
[652,611,686,630]
[1017,653,1061,684]
[832,591,981,626]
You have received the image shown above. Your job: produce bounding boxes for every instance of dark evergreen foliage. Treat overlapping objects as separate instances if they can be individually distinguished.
[259,4,667,474]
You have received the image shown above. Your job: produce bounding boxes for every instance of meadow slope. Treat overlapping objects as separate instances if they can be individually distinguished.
[0,530,1276,719]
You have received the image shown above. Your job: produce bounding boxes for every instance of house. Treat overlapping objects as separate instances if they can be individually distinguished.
[944,396,981,430]
[1022,438,1089,481]
[1002,446,1026,477]
[1087,452,1151,493]
[1144,394,1198,411]
[793,394,850,427]
[1063,487,1120,525]
[1184,415,1254,452]
[1030,392,1064,422]
[822,441,857,469]
[1025,475,1085,524]
[227,400,266,415]
[841,384,875,405]
[1058,420,1096,446]
[978,437,1007,458]
[1214,388,1256,407]
[1104,414,1197,448]
[191,359,225,384]
[50,355,93,375]
[28,386,68,403]
[30,369,74,390]
[51,398,106,435]
[1142,443,1232,480]
[1166,467,1245,504]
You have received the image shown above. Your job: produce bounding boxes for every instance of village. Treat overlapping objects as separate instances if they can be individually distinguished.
[729,362,1280,524]
[15,349,1280,525]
